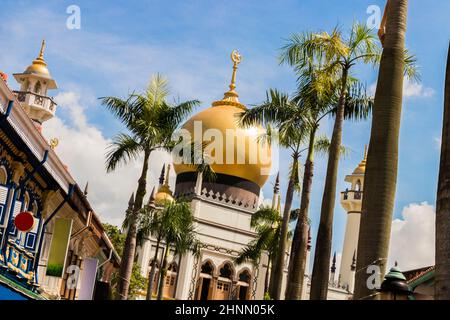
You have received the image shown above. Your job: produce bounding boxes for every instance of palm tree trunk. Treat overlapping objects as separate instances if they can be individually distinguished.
[146,234,162,300]
[354,0,408,300]
[268,249,278,298]
[157,243,170,300]
[273,153,299,300]
[436,44,450,300]
[310,69,349,300]
[116,148,151,300]
[286,129,316,299]
[264,253,272,294]
[174,254,182,298]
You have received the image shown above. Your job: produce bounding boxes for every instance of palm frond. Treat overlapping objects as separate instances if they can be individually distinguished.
[403,49,420,82]
[314,135,349,157]
[105,133,142,172]
[99,94,138,126]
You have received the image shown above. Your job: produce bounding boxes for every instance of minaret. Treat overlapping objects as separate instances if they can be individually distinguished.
[13,40,58,131]
[154,164,174,204]
[159,165,166,186]
[338,146,367,292]
[148,187,156,208]
[272,172,280,209]
[330,252,337,286]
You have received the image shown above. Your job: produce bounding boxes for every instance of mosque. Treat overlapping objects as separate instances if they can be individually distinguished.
[0,39,425,301]
[134,51,369,301]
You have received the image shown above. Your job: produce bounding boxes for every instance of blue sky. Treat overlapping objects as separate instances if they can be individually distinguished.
[0,0,446,270]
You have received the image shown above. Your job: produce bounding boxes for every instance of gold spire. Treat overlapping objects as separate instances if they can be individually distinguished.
[23,39,51,77]
[38,39,46,61]
[212,50,245,109]
[352,145,367,174]
[33,39,47,67]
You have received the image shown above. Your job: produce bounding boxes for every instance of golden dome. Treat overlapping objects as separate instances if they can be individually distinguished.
[154,187,174,204]
[172,50,271,188]
[155,164,174,205]
[24,40,51,77]
[352,145,367,174]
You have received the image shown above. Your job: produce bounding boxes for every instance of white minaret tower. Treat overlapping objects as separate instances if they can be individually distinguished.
[338,146,367,292]
[13,40,58,131]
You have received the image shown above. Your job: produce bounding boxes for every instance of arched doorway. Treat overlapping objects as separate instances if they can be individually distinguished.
[162,262,178,298]
[215,262,234,300]
[236,269,251,300]
[196,260,214,300]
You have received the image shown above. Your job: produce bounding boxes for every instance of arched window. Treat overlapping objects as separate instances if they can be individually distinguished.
[149,259,160,269]
[219,263,233,279]
[168,262,178,273]
[355,180,361,191]
[34,81,41,94]
[200,261,214,275]
[238,270,251,283]
[23,192,30,211]
[0,166,7,185]
[24,80,30,91]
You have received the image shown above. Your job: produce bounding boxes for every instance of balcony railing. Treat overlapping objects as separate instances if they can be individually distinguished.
[341,190,363,201]
[13,91,57,115]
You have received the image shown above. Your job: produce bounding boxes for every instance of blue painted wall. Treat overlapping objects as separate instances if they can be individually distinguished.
[0,283,29,300]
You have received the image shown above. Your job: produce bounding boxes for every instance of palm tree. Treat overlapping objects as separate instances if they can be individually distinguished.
[354,0,412,300]
[155,200,196,300]
[281,23,381,299]
[279,58,373,300]
[240,78,371,300]
[100,74,199,300]
[235,206,283,295]
[436,44,450,300]
[135,197,161,300]
[240,90,308,299]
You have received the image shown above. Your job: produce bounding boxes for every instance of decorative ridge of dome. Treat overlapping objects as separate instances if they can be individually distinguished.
[211,99,246,109]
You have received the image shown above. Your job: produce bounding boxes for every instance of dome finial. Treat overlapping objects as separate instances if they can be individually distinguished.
[222,50,242,102]
[364,144,368,160]
[229,50,241,91]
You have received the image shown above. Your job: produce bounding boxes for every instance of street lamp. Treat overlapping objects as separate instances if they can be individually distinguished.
[379,263,412,300]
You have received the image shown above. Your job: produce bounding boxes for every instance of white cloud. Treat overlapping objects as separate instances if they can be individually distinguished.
[403,79,435,98]
[42,91,174,227]
[388,202,435,271]
[369,78,435,99]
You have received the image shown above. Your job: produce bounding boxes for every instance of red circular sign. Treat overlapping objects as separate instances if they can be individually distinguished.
[14,211,35,232]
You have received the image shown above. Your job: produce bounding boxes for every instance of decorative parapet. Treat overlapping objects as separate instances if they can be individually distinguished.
[176,186,258,211]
